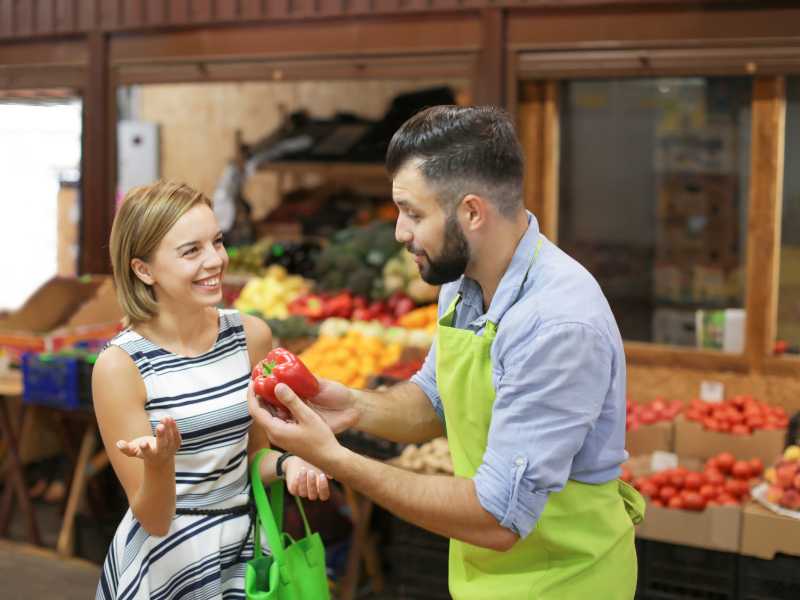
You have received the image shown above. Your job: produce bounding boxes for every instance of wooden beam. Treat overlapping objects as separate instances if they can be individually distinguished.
[541,80,559,242]
[745,77,786,371]
[109,16,481,65]
[518,81,544,220]
[80,31,113,275]
[625,341,750,373]
[473,8,505,107]
[507,6,800,50]
[113,52,476,85]
[764,355,800,378]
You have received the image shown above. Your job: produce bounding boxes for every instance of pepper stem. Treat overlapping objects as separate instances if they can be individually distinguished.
[262,360,277,376]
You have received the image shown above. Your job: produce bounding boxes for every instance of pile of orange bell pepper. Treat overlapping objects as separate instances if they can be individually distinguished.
[299,331,403,389]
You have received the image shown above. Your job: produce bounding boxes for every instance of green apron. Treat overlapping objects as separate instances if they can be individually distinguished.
[435,239,644,600]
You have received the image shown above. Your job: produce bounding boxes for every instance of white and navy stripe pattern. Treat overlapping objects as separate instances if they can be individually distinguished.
[97,309,256,600]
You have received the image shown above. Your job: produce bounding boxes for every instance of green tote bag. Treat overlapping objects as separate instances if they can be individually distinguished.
[245,449,331,600]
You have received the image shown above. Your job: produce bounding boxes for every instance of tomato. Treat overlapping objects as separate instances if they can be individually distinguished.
[704,469,725,486]
[651,499,665,508]
[728,411,745,425]
[706,457,719,471]
[716,453,736,473]
[685,409,704,422]
[651,472,668,487]
[699,484,716,500]
[748,458,764,478]
[682,491,706,511]
[717,493,739,506]
[745,416,764,430]
[731,424,751,436]
[659,486,678,503]
[668,496,684,510]
[669,473,686,489]
[703,417,720,432]
[651,398,667,416]
[684,472,704,491]
[731,461,751,480]
[639,409,658,425]
[640,482,658,499]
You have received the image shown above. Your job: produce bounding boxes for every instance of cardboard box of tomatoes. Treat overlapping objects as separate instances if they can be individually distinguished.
[628,452,762,552]
[625,398,681,455]
[675,396,788,465]
[740,501,800,559]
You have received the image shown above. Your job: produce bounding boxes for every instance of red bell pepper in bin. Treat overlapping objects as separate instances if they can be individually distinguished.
[251,347,319,408]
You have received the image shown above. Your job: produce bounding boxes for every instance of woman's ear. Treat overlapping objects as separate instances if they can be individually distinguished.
[130,258,155,286]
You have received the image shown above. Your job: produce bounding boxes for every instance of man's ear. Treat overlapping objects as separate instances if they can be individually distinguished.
[130,257,155,286]
[459,193,489,232]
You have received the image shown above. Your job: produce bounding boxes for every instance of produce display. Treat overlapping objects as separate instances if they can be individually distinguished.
[382,249,440,304]
[396,304,438,331]
[265,316,319,341]
[313,222,401,298]
[299,331,403,389]
[251,347,320,408]
[395,437,453,474]
[378,358,425,381]
[289,290,416,325]
[683,396,789,434]
[318,317,434,349]
[226,239,274,274]
[762,445,800,512]
[233,265,311,318]
[227,239,321,278]
[632,452,763,511]
[626,398,684,430]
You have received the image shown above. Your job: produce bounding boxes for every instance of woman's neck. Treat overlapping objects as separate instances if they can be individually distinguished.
[136,306,218,357]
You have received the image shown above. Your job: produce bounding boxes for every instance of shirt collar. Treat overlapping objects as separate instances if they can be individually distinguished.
[457,211,541,327]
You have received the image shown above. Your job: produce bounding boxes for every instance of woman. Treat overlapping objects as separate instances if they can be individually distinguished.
[94,180,329,599]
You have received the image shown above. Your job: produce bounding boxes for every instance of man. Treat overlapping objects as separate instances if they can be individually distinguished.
[250,105,644,599]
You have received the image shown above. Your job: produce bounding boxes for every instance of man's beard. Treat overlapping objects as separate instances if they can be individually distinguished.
[410,214,470,285]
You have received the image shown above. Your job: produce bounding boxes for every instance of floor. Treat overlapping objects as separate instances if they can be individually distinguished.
[0,500,410,599]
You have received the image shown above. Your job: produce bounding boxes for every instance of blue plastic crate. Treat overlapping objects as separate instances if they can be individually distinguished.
[21,352,85,409]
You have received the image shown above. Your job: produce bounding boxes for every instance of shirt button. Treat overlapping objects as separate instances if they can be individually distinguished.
[515,458,525,466]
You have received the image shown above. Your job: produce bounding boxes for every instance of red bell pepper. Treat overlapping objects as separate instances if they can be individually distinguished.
[251,347,320,408]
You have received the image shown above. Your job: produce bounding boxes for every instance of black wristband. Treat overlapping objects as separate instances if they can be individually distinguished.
[276,452,294,479]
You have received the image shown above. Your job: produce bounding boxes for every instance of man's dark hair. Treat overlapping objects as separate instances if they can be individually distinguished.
[385,105,524,218]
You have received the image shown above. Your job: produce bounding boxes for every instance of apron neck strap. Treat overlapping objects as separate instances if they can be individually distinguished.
[439,236,544,332]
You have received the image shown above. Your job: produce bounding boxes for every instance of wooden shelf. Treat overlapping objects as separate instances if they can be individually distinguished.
[257,161,388,182]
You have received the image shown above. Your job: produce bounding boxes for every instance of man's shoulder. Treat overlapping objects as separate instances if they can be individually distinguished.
[501,241,619,344]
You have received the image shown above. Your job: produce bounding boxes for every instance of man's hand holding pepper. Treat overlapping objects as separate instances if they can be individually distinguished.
[248,382,346,473]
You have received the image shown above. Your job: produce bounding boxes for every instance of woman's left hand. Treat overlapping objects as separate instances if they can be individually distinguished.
[283,456,331,501]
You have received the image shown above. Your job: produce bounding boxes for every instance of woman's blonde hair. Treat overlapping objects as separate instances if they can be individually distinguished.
[110,180,212,325]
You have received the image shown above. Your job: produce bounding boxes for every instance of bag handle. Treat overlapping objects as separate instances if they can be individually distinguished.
[250,449,285,562]
[249,449,314,561]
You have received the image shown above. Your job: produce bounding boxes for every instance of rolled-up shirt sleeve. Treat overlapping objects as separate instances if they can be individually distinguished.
[409,343,444,422]
[473,322,612,538]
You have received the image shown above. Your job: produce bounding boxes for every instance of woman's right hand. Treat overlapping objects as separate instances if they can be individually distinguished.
[116,416,182,466]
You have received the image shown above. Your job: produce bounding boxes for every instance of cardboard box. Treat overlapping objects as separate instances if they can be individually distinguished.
[0,275,123,361]
[626,421,674,456]
[740,501,800,559]
[636,503,742,553]
[674,415,786,465]
[628,453,742,552]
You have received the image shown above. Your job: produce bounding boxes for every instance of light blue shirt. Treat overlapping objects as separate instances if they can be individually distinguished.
[410,212,628,539]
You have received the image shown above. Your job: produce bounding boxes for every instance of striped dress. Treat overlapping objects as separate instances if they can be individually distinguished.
[97,309,258,600]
